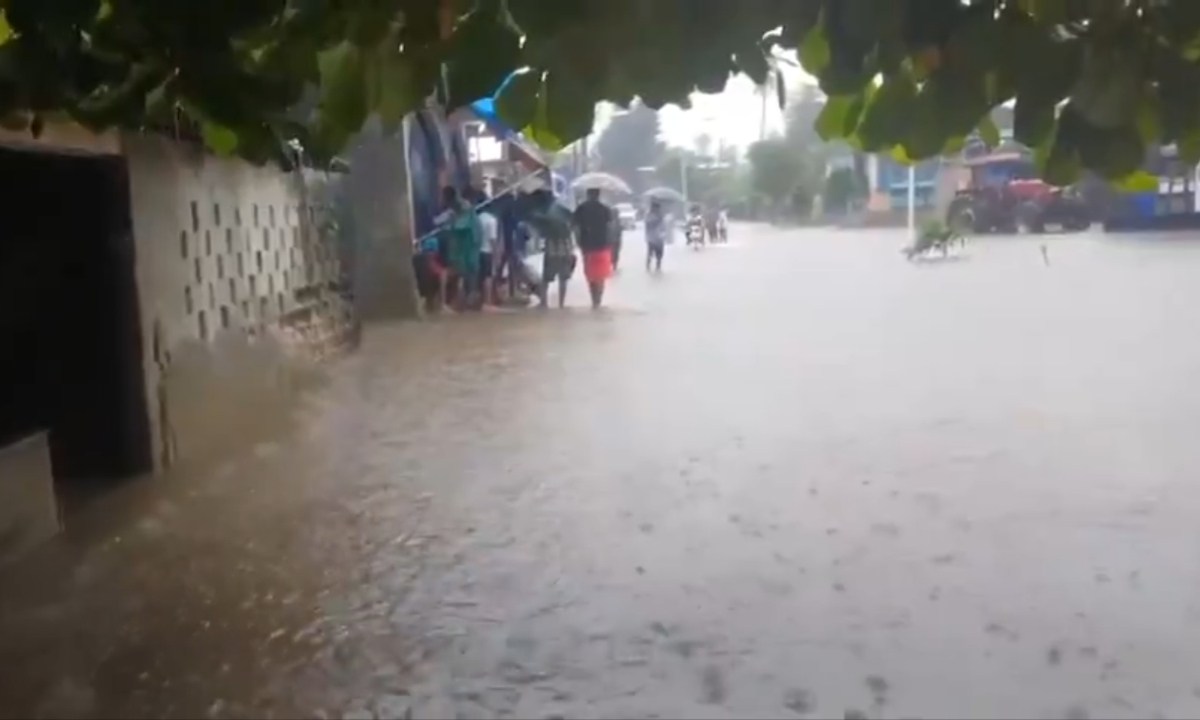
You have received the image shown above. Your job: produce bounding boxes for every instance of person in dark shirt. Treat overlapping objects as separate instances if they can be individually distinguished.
[533,200,577,309]
[572,188,615,309]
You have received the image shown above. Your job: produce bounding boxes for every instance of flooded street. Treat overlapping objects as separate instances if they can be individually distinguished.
[6,225,1200,719]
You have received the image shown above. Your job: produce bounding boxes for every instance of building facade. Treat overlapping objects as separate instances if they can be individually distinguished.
[1,125,365,566]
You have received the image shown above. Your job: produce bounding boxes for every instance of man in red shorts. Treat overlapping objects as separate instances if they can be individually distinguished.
[572,188,616,309]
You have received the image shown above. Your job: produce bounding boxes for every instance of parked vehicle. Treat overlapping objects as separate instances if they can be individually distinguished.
[946,152,1091,234]
[614,202,638,230]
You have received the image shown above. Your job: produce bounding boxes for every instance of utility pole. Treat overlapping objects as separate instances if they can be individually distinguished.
[680,154,689,207]
[759,81,769,141]
[907,164,917,242]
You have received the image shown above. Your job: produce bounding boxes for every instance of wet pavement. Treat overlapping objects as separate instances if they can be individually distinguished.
[5,225,1200,719]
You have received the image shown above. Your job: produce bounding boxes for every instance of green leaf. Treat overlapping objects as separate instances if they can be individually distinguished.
[201,121,239,156]
[0,11,10,43]
[798,11,830,75]
[1039,115,1082,186]
[781,0,822,46]
[368,47,425,135]
[944,9,1001,81]
[1010,33,1082,109]
[317,41,368,136]
[815,95,856,142]
[889,144,913,165]
[543,68,595,146]
[1113,170,1160,192]
[1136,88,1162,145]
[1013,92,1055,149]
[445,2,523,109]
[524,74,563,151]
[978,115,1000,148]
[1180,127,1200,165]
[735,46,770,85]
[1084,125,1145,179]
[856,73,915,150]
[1070,44,1140,129]
[901,84,949,160]
[1154,51,1200,142]
[495,69,540,131]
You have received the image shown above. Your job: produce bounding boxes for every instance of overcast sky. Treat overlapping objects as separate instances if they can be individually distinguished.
[593,61,813,152]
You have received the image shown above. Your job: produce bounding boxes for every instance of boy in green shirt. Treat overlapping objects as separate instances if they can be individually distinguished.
[437,186,482,310]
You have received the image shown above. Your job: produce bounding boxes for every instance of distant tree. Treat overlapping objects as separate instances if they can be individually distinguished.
[784,84,825,149]
[594,103,664,194]
[747,137,809,218]
[823,167,864,214]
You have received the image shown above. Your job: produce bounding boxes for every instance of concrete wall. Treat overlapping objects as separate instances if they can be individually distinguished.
[123,133,356,470]
[0,433,59,566]
[344,121,419,320]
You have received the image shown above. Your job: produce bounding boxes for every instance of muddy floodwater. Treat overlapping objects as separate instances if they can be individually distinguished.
[5,226,1200,719]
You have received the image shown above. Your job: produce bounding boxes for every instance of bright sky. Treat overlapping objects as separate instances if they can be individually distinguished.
[593,63,813,154]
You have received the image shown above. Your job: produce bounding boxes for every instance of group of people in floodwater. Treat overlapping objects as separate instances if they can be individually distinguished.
[413,184,730,312]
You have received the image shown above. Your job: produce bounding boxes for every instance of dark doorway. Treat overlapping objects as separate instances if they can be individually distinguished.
[0,147,152,508]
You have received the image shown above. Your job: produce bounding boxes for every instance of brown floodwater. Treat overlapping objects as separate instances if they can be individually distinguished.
[5,227,1200,719]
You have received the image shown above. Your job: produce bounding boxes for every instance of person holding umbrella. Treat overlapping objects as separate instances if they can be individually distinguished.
[573,187,616,309]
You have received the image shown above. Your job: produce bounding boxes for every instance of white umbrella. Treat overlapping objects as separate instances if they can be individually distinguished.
[571,171,633,195]
[643,186,685,203]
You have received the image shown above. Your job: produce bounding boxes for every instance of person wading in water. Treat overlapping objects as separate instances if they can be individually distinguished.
[643,199,668,273]
[572,188,616,309]
[525,191,577,309]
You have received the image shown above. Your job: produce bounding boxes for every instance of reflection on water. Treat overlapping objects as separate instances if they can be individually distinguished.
[6,229,1200,718]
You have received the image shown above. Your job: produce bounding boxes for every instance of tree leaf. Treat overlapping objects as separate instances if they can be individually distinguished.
[815,95,855,142]
[1113,170,1160,192]
[1039,115,1082,187]
[371,49,425,134]
[798,11,830,75]
[317,41,368,136]
[889,144,913,165]
[495,69,541,130]
[524,74,563,151]
[1013,92,1056,149]
[978,115,1000,148]
[735,46,770,85]
[1136,87,1162,145]
[445,2,522,110]
[201,121,239,155]
[0,11,11,44]
[1180,127,1200,165]
[901,84,948,160]
[856,73,914,150]
[543,68,595,146]
[1070,44,1140,129]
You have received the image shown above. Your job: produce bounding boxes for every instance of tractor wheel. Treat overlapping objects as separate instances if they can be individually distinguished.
[1063,214,1091,232]
[1017,202,1046,234]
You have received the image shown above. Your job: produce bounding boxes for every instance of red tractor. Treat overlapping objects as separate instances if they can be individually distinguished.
[945,152,1091,234]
